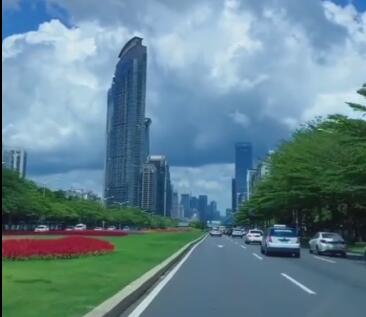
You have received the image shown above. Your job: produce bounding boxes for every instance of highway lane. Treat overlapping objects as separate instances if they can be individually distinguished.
[125,235,366,317]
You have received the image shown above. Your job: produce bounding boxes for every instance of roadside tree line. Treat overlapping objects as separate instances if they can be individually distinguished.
[236,84,366,241]
[2,168,178,230]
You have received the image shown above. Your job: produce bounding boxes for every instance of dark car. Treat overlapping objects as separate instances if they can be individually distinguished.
[225,228,233,236]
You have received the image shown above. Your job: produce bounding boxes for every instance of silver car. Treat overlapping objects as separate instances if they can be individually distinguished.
[309,232,346,257]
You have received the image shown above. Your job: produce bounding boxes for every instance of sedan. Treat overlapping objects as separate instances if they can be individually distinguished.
[34,225,49,232]
[209,229,222,237]
[94,227,104,231]
[245,229,263,244]
[309,232,346,257]
[107,226,117,231]
[232,229,244,238]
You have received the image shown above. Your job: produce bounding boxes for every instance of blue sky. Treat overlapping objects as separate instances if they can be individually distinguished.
[2,0,366,211]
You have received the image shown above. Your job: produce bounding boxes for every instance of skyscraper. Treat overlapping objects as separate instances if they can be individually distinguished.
[104,37,147,207]
[148,155,170,216]
[234,142,253,210]
[2,146,27,178]
[171,192,179,219]
[198,195,208,223]
[180,194,191,218]
[231,178,236,212]
[141,163,157,212]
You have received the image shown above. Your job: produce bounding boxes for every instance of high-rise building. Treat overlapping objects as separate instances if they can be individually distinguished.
[180,194,191,218]
[198,195,208,222]
[104,37,147,207]
[2,146,27,178]
[207,200,217,221]
[141,163,157,212]
[231,178,236,213]
[234,142,253,210]
[148,155,170,216]
[171,192,179,219]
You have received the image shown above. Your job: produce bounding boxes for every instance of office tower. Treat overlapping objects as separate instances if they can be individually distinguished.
[231,178,236,212]
[104,37,147,207]
[2,146,27,178]
[234,142,253,210]
[171,192,179,219]
[148,155,170,216]
[141,163,157,212]
[198,195,208,223]
[180,194,191,218]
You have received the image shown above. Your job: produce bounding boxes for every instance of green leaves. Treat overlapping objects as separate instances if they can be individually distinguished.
[236,84,366,239]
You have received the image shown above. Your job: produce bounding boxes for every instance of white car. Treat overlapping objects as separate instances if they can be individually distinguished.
[34,225,49,232]
[309,232,346,257]
[107,226,117,231]
[74,224,87,231]
[94,227,103,231]
[261,225,300,257]
[245,229,263,244]
[232,229,244,238]
[209,228,222,237]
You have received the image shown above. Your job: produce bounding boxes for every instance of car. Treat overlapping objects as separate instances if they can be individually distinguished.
[224,228,233,236]
[245,229,263,244]
[209,228,222,237]
[94,227,103,231]
[34,225,49,232]
[107,226,117,231]
[232,228,244,238]
[74,224,87,231]
[65,226,74,231]
[123,226,130,231]
[261,225,300,257]
[309,232,346,257]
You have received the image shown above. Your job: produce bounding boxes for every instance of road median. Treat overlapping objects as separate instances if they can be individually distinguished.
[83,234,206,317]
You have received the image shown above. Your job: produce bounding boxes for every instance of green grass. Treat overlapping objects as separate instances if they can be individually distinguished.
[347,242,366,254]
[2,231,202,317]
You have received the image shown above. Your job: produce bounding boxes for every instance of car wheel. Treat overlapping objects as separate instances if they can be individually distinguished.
[265,246,271,256]
[340,252,346,258]
[294,252,300,258]
[309,248,313,254]
[316,246,322,255]
[260,246,264,254]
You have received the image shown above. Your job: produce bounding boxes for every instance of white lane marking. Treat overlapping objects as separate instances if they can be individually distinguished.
[128,235,208,317]
[313,256,336,264]
[217,244,224,248]
[252,253,263,260]
[240,245,247,249]
[281,273,317,295]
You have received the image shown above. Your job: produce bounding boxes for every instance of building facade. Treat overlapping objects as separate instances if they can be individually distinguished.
[148,155,171,216]
[141,163,157,212]
[180,194,191,218]
[2,146,27,178]
[171,192,179,219]
[104,37,148,207]
[198,195,208,223]
[234,142,253,210]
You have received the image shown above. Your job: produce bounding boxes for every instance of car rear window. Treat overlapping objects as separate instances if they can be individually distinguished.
[250,230,262,234]
[322,233,341,239]
[270,228,297,237]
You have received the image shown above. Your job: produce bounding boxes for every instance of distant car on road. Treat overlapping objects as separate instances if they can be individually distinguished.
[309,232,346,257]
[65,226,74,231]
[224,228,232,236]
[34,225,49,232]
[209,228,222,237]
[74,224,87,231]
[232,229,244,238]
[94,227,103,231]
[261,225,300,257]
[107,226,117,231]
[245,229,263,244]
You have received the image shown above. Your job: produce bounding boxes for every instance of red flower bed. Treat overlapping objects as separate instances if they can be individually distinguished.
[2,237,115,260]
[3,230,129,237]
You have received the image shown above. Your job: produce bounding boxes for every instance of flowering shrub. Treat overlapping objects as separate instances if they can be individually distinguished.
[3,230,129,237]
[2,237,115,260]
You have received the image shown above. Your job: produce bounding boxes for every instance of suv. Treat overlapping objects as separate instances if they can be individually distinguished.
[261,225,300,257]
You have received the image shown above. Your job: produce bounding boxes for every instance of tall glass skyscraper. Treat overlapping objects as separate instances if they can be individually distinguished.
[234,142,253,210]
[104,37,147,207]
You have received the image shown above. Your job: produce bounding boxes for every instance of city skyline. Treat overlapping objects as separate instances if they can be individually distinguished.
[3,0,365,212]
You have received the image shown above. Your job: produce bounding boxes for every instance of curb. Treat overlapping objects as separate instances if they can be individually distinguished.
[83,234,206,317]
[346,252,365,261]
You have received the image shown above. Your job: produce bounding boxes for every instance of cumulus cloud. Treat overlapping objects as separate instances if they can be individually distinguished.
[2,0,366,209]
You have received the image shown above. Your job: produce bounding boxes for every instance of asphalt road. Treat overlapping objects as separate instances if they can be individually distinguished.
[125,235,366,317]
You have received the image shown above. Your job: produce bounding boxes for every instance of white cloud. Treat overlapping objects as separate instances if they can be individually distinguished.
[2,0,366,210]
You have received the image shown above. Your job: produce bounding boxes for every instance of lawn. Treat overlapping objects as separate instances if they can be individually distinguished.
[2,230,202,317]
[347,242,366,254]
